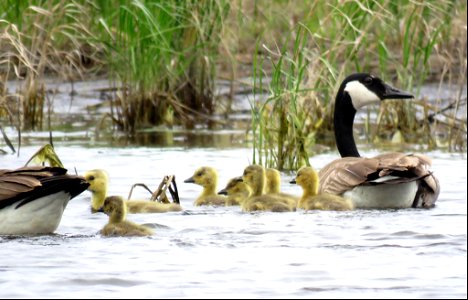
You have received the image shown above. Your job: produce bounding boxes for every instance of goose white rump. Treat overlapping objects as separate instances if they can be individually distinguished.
[0,191,70,235]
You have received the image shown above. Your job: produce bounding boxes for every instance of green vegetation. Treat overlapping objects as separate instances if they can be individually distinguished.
[0,0,466,167]
[241,0,467,169]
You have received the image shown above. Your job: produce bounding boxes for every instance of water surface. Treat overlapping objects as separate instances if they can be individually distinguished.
[1,146,466,298]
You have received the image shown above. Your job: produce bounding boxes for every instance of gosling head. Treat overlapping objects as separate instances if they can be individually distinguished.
[184,166,218,187]
[242,164,266,195]
[340,73,414,110]
[100,196,128,223]
[84,169,108,194]
[290,166,319,196]
[84,169,109,212]
[218,176,251,196]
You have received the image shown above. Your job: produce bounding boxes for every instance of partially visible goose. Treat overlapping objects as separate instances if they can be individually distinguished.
[0,166,89,235]
[99,196,153,237]
[84,169,182,213]
[184,167,226,206]
[290,166,353,211]
[318,73,440,209]
[241,165,296,212]
[218,176,252,206]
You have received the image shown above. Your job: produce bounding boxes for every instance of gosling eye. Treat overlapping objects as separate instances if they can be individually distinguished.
[88,175,95,181]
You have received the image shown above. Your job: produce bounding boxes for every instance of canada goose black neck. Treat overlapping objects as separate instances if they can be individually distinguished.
[334,91,360,157]
[333,73,413,158]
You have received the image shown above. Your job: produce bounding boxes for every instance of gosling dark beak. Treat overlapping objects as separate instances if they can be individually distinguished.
[289,179,297,184]
[218,188,227,195]
[382,83,413,100]
[233,176,243,182]
[91,206,104,214]
[184,176,194,183]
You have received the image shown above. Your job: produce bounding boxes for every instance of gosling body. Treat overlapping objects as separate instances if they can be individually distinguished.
[291,166,353,211]
[184,167,226,206]
[265,168,299,203]
[84,169,182,213]
[241,165,296,212]
[100,196,153,237]
[218,177,252,206]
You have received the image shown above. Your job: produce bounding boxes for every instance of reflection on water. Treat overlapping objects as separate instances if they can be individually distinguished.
[1,145,466,298]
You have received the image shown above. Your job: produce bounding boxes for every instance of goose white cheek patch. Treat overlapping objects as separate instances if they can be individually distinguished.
[344,81,380,109]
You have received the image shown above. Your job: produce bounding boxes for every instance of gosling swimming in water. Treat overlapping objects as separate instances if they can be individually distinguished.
[265,167,300,203]
[184,166,226,206]
[241,165,296,212]
[84,169,182,213]
[290,166,354,211]
[218,176,252,206]
[99,196,153,237]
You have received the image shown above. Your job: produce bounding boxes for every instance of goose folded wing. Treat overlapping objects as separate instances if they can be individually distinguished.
[318,153,438,195]
[0,166,88,209]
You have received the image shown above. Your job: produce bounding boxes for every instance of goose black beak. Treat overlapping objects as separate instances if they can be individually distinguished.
[218,189,227,195]
[289,179,296,184]
[382,83,413,100]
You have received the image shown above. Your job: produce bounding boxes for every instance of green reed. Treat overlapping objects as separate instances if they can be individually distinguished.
[0,0,98,131]
[251,26,320,170]
[95,0,230,132]
[248,0,466,168]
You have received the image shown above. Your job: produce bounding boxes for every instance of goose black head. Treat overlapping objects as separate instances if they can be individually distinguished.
[340,73,414,110]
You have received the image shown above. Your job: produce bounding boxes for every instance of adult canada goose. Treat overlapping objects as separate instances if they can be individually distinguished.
[290,166,353,211]
[184,167,226,206]
[84,169,182,213]
[0,166,89,235]
[241,165,296,212]
[99,196,153,237]
[218,176,252,206]
[318,73,440,209]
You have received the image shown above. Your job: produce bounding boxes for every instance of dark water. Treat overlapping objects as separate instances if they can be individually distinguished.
[1,146,466,299]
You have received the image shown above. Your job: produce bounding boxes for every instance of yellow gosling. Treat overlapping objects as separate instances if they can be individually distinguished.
[84,169,182,213]
[100,196,153,237]
[241,165,296,212]
[218,177,252,206]
[184,167,226,206]
[265,168,281,194]
[265,167,300,203]
[291,166,354,211]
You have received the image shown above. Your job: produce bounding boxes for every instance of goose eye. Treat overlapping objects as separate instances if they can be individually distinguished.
[363,76,373,85]
[88,175,95,181]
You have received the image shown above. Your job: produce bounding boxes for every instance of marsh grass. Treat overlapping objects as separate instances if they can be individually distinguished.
[96,0,229,132]
[0,0,465,155]
[0,0,98,132]
[251,27,322,170]
[247,0,466,168]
